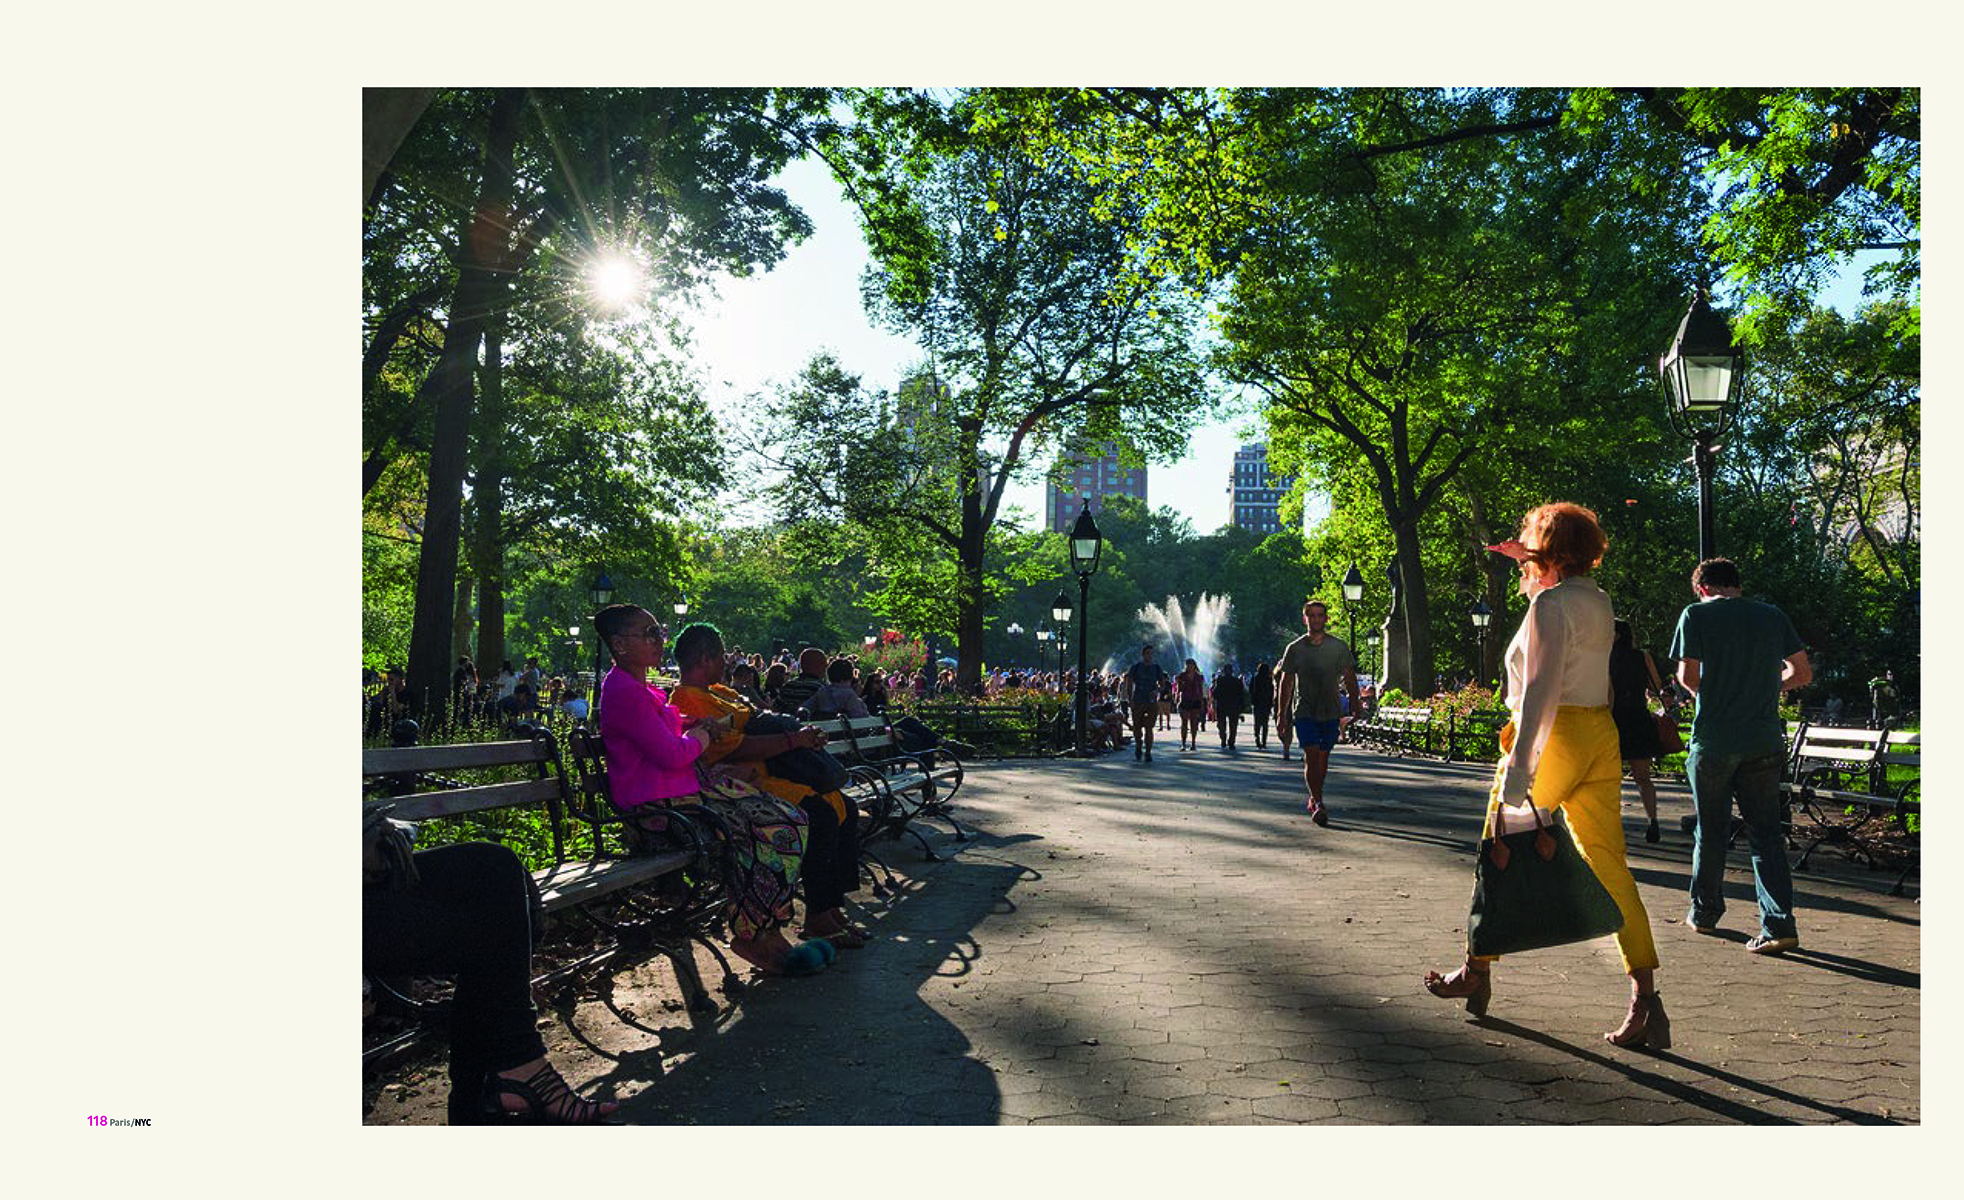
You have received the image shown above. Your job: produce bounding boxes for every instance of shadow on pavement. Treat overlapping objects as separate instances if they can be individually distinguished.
[1478,1017,1903,1125]
[1777,947,1920,989]
[581,835,1034,1124]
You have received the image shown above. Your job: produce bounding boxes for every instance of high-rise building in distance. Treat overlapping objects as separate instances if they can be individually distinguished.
[1047,441,1146,532]
[1228,442,1294,535]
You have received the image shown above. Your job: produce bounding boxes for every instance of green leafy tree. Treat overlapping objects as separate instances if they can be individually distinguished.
[756,102,1213,689]
[366,88,832,717]
[1212,90,1697,693]
[1572,88,1920,342]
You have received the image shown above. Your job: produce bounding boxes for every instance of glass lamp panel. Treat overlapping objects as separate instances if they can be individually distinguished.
[1681,357,1734,412]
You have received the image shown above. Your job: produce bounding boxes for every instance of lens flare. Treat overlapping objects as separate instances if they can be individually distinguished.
[587,255,643,309]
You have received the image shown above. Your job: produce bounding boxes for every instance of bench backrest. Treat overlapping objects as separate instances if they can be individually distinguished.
[565,725,620,821]
[1880,729,1921,771]
[362,735,562,821]
[1792,725,1889,767]
[811,714,904,760]
[362,728,570,865]
[1377,705,1432,722]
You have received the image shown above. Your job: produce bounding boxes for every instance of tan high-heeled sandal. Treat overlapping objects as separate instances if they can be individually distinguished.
[1423,961,1492,1017]
[1604,991,1671,1050]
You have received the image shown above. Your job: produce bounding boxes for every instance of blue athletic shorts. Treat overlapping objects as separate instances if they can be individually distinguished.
[1293,716,1342,752]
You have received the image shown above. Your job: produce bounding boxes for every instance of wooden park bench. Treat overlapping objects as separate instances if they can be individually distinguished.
[1784,724,1920,895]
[363,725,731,1070]
[1443,710,1508,763]
[941,702,1069,758]
[1355,705,1435,756]
[810,713,970,865]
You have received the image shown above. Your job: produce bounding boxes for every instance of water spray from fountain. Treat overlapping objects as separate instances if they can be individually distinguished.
[1134,594,1235,675]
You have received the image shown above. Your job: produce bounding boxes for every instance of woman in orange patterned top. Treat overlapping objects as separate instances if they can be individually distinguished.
[669,622,869,951]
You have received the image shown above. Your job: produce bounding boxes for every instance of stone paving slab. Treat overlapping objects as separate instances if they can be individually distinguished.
[366,741,1919,1124]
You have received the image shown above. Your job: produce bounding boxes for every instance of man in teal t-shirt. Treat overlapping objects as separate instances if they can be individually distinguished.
[1668,557,1811,955]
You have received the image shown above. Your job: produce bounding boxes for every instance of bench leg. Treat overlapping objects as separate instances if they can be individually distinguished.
[905,824,941,862]
[687,930,746,999]
[859,847,899,898]
[658,936,718,1015]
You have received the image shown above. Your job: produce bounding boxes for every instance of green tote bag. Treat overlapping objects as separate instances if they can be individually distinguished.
[1466,797,1626,958]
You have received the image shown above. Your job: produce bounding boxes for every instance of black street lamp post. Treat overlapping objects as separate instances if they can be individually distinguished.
[1051,592,1072,683]
[1659,286,1746,563]
[1471,599,1493,686]
[1341,562,1365,662]
[588,571,614,718]
[1006,622,1024,668]
[1066,504,1104,756]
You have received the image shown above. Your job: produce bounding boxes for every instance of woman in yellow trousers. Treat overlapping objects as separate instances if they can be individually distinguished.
[1424,503,1667,1049]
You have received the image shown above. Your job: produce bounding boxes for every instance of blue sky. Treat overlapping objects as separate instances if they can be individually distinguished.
[687,152,1881,537]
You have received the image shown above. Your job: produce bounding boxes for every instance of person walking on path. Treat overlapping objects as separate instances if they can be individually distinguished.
[1248,658,1275,750]
[1669,557,1812,956]
[1609,618,1670,844]
[1211,664,1248,748]
[1124,644,1171,762]
[1275,600,1361,826]
[1423,503,1668,1050]
[1174,659,1208,751]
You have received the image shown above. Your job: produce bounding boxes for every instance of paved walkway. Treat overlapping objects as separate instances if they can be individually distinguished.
[369,740,1920,1124]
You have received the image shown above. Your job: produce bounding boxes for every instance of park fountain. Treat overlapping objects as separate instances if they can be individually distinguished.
[1136,593,1235,675]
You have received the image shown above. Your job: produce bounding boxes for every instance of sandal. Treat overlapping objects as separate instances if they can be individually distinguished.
[1423,962,1492,1017]
[1604,991,1671,1050]
[801,921,870,949]
[481,1062,619,1125]
[731,935,831,976]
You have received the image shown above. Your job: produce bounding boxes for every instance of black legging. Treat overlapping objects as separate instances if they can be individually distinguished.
[1252,704,1273,747]
[797,795,861,913]
[364,841,547,1124]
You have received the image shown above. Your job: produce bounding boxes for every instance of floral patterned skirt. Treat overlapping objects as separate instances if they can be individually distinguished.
[623,778,808,942]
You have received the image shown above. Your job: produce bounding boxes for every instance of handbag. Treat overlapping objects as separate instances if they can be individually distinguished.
[747,712,849,793]
[1466,794,1625,958]
[1653,710,1684,756]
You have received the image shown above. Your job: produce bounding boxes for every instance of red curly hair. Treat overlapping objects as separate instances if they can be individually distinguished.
[1519,502,1607,578]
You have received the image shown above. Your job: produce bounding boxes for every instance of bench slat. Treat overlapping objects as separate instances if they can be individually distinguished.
[364,740,551,775]
[534,852,692,910]
[364,776,563,822]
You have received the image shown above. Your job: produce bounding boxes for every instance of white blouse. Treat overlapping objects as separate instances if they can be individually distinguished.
[1498,575,1615,804]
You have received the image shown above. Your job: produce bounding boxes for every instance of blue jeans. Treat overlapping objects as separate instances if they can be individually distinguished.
[1687,747,1797,939]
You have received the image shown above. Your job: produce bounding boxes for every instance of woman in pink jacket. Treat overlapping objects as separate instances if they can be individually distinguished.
[597,604,827,978]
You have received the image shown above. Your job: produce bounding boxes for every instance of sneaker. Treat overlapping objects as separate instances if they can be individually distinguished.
[1747,934,1799,956]
[1684,916,1719,935]
[1309,801,1329,827]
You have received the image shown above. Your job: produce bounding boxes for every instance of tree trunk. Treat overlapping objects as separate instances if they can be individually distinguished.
[405,87,525,723]
[452,573,475,664]
[1391,519,1435,698]
[1465,489,1505,689]
[955,477,987,696]
[472,319,509,679]
[363,87,440,209]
